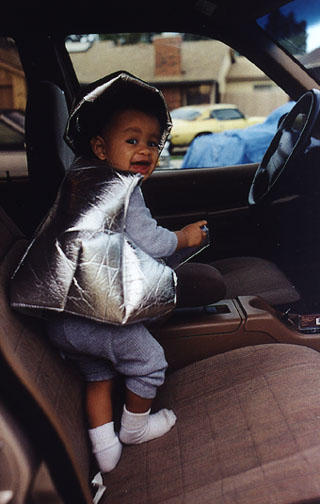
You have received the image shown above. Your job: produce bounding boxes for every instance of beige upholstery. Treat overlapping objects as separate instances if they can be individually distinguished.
[212,256,300,308]
[104,344,320,503]
[0,207,92,503]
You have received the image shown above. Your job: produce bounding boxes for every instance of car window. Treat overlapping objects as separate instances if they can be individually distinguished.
[170,109,201,120]
[0,37,27,179]
[0,119,22,148]
[66,33,289,170]
[211,109,244,120]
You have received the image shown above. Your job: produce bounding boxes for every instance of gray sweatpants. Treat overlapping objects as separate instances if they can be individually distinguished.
[46,314,167,399]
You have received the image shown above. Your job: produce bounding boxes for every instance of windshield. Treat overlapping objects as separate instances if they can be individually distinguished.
[170,109,202,120]
[257,0,320,82]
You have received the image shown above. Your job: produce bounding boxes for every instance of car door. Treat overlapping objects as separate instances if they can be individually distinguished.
[142,163,260,261]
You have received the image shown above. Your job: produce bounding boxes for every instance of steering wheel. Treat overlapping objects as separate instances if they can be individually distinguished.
[248,89,320,206]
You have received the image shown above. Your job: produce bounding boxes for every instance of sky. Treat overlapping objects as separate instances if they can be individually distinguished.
[306,23,320,51]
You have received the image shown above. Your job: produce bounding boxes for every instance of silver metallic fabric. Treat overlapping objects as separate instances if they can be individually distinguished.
[10,159,177,325]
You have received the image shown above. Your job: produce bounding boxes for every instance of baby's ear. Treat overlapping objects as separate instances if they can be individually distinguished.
[90,136,107,160]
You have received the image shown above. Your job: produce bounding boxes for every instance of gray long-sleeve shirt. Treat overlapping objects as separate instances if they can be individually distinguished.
[126,186,178,258]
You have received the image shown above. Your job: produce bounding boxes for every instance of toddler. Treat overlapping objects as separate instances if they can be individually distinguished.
[11,71,221,473]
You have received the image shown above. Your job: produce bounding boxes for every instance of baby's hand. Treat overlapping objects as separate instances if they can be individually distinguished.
[175,220,208,250]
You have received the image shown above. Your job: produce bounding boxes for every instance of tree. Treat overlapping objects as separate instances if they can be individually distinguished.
[264,10,307,55]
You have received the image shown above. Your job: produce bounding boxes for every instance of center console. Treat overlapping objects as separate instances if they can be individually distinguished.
[154,296,320,371]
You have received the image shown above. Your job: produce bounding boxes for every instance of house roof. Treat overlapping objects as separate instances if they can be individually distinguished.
[68,39,231,85]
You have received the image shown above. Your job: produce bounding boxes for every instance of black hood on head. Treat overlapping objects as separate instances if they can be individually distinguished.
[64,70,172,156]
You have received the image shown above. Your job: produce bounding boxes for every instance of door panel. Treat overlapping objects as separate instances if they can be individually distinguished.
[142,163,264,261]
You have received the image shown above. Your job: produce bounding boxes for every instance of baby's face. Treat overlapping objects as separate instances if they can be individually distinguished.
[91,108,161,180]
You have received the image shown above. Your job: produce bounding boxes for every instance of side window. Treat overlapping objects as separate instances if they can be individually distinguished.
[0,37,27,179]
[66,33,289,169]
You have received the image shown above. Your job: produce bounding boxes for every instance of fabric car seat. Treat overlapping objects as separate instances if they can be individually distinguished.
[0,206,93,503]
[104,343,320,503]
[25,81,74,229]
[211,255,300,309]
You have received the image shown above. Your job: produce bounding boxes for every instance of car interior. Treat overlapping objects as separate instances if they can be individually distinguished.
[2,1,320,502]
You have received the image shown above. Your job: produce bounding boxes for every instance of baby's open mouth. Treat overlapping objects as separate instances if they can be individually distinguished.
[132,161,149,166]
[131,161,150,172]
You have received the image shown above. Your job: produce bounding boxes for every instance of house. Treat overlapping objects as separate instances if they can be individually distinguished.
[0,41,26,110]
[224,55,288,116]
[68,34,288,116]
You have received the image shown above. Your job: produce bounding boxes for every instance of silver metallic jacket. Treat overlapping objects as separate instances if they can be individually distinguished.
[10,158,177,325]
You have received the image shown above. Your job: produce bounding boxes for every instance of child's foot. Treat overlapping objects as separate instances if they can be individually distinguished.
[119,405,177,445]
[89,421,122,472]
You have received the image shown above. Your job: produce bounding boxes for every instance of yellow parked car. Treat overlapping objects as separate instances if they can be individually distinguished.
[169,104,265,151]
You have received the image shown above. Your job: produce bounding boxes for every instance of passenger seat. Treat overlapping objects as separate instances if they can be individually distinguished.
[0,206,93,503]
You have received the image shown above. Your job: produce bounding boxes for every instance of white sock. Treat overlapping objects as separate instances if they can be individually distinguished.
[119,405,177,445]
[89,421,122,473]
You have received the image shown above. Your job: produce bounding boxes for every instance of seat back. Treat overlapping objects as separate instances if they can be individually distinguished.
[0,207,93,503]
[25,81,74,226]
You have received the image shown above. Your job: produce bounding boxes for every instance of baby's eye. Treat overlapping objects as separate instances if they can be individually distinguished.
[126,138,138,145]
[149,140,160,148]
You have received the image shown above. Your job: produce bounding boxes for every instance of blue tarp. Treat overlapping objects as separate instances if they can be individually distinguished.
[181,101,295,169]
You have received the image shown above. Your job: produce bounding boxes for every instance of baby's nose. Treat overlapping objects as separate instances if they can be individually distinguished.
[139,143,151,154]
